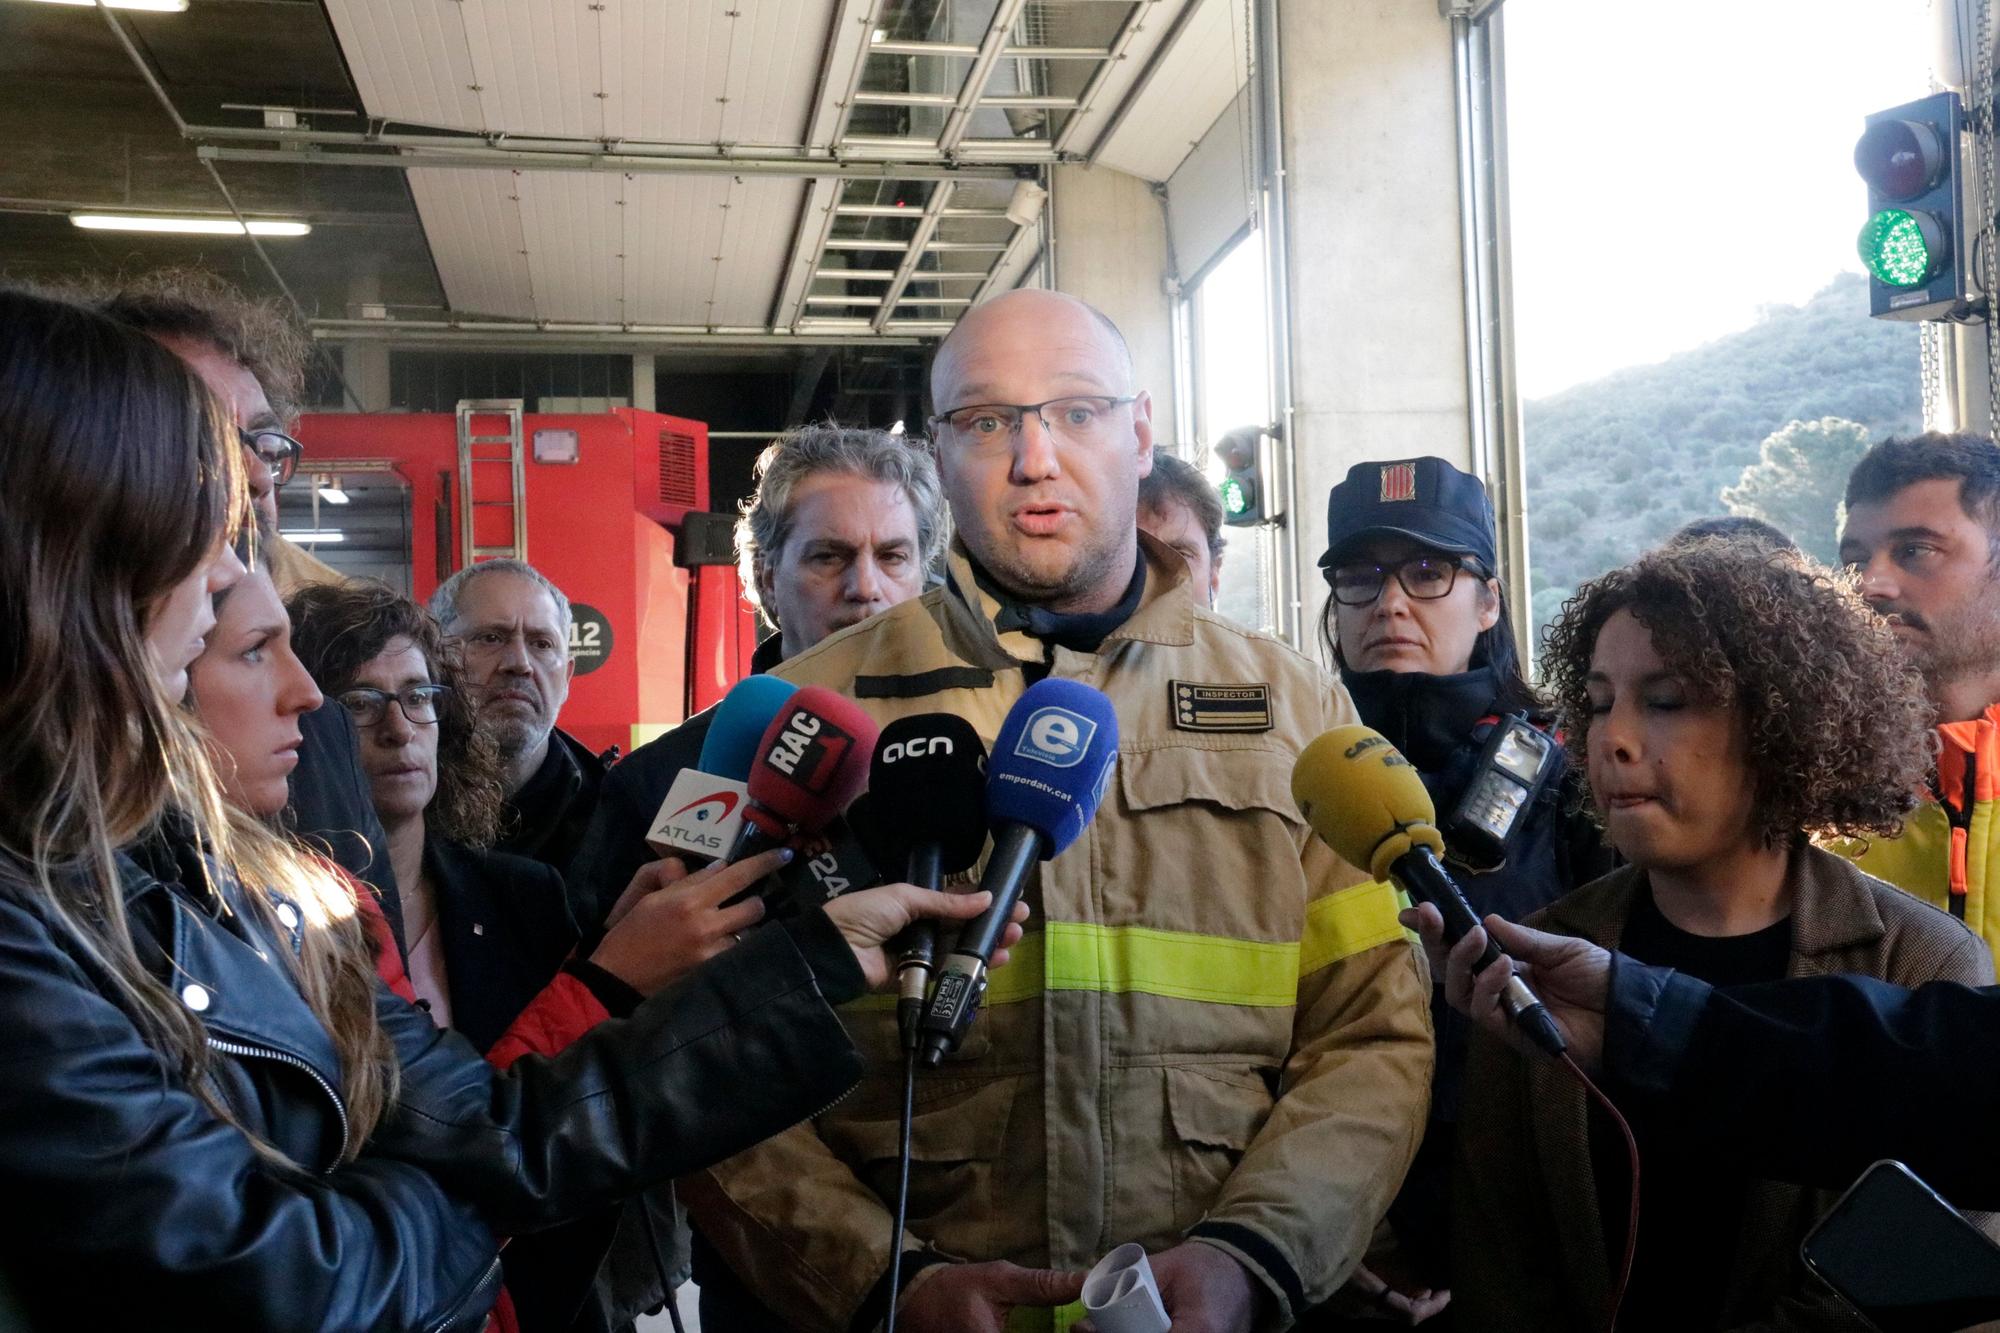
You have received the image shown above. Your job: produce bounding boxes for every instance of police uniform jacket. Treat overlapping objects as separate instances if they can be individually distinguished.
[681,535,1435,1332]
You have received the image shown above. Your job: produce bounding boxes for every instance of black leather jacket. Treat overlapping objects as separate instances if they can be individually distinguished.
[0,828,866,1332]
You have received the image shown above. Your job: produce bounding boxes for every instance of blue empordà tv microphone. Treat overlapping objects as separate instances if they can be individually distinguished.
[918,678,1119,1067]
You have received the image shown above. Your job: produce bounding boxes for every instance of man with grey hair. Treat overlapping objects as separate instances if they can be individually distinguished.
[430,558,605,875]
[565,423,944,930]
[555,423,942,1328]
[735,421,948,661]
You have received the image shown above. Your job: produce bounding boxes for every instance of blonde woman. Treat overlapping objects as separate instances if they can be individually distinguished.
[0,288,1016,1332]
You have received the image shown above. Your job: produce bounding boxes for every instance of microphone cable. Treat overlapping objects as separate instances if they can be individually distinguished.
[884,1044,918,1333]
[1557,1049,1640,1333]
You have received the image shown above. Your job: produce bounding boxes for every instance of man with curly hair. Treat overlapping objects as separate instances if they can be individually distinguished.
[1838,432,2000,965]
[1454,538,1992,1332]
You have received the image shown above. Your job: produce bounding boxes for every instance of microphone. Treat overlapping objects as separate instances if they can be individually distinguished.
[865,714,990,1048]
[644,675,800,862]
[701,676,802,778]
[1291,724,1567,1057]
[765,792,885,917]
[726,685,879,867]
[919,679,1118,1067]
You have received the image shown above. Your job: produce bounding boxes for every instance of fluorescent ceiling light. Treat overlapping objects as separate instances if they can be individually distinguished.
[316,485,350,505]
[26,0,189,11]
[71,213,310,237]
[280,529,345,544]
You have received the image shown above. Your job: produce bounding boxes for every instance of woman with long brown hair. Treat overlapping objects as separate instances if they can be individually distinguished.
[0,286,1016,1332]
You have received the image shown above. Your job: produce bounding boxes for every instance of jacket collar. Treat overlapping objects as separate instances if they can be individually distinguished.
[1342,666,1504,772]
[936,531,1197,666]
[116,847,348,1099]
[1541,843,1884,957]
[750,632,786,675]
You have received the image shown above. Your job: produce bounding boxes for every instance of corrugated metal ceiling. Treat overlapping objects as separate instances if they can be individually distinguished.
[1093,0,1249,182]
[320,0,1246,335]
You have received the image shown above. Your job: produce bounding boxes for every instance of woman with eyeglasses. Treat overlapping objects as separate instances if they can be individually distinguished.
[0,287,1015,1332]
[1312,456,1611,1329]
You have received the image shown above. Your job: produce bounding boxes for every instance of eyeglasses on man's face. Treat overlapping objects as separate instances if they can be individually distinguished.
[926,396,1139,452]
[245,428,303,488]
[1329,555,1476,606]
[338,684,451,727]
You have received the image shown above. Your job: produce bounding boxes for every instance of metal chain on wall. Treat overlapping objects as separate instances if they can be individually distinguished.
[1978,0,2000,437]
[1922,319,1944,426]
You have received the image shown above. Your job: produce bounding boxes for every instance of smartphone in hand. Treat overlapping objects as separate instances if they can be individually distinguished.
[1802,1160,2000,1333]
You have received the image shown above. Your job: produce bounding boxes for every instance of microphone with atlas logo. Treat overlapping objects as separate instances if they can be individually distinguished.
[865,714,989,1049]
[644,675,798,864]
[1291,724,1567,1057]
[918,679,1118,1067]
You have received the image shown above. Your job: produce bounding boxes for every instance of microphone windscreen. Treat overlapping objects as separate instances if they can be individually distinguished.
[700,675,801,780]
[1291,724,1446,882]
[985,679,1119,859]
[745,686,880,834]
[868,714,990,874]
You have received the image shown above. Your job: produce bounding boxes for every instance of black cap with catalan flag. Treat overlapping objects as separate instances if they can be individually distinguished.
[1318,456,1498,578]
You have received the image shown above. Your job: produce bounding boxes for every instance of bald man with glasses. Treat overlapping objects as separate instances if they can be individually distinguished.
[682,289,1432,1333]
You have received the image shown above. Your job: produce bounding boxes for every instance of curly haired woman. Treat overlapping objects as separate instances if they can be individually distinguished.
[1452,539,1993,1333]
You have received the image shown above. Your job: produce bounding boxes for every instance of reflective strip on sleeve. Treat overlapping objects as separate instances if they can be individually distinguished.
[1297,880,1407,977]
[845,884,1402,1014]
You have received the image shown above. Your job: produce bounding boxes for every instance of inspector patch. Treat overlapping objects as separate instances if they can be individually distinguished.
[1169,680,1273,733]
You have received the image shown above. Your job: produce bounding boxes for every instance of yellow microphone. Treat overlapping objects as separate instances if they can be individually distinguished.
[1292,725,1567,1056]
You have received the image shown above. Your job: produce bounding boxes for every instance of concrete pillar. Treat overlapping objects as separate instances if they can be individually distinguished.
[1048,163,1180,445]
[632,353,657,412]
[1275,0,1471,612]
[340,264,392,413]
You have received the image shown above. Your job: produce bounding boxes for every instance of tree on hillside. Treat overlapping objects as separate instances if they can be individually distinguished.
[1719,416,1873,564]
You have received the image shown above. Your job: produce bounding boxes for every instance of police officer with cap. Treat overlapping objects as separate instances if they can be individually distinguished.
[1316,456,1612,1324]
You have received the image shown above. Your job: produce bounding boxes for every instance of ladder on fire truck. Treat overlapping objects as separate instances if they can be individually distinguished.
[455,399,527,568]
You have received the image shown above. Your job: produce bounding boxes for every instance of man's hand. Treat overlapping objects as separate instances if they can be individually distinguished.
[1144,1242,1266,1333]
[1401,904,1611,1070]
[823,885,1029,990]
[587,849,788,996]
[1341,1262,1451,1325]
[896,1259,1085,1333]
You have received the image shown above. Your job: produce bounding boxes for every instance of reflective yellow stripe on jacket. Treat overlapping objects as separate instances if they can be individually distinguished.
[853,880,1402,1013]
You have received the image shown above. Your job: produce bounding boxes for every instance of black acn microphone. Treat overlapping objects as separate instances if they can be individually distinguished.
[864,715,989,1049]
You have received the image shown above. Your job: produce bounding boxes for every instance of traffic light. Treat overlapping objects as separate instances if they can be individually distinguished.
[1214,425,1264,526]
[1855,92,1967,321]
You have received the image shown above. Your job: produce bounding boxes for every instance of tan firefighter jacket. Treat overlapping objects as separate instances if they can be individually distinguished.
[680,536,1434,1331]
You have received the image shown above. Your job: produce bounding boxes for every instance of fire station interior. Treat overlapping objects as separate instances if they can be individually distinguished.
[1,0,1513,753]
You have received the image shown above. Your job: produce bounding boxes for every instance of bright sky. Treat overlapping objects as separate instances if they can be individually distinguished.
[1505,0,1934,398]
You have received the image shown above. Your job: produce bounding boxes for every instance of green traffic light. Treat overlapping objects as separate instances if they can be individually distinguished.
[1219,475,1250,517]
[1858,208,1939,287]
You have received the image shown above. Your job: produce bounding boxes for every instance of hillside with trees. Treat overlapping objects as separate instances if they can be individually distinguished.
[1524,271,1921,632]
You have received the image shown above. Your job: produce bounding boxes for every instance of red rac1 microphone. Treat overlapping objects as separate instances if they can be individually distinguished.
[725,685,879,869]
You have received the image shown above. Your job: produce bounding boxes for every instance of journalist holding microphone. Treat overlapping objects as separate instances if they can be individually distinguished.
[678,290,1434,1333]
[0,287,1026,1332]
[1412,539,1992,1330]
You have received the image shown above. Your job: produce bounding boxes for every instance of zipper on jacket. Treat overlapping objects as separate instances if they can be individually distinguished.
[204,1034,349,1168]
[423,1254,504,1333]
